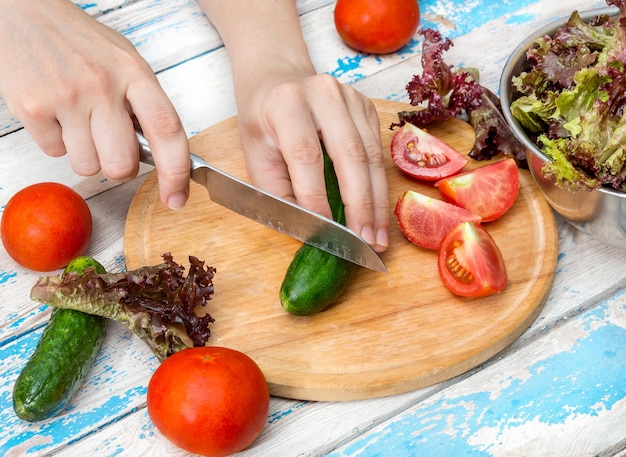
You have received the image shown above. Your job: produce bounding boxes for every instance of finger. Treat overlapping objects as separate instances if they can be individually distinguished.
[346,93,390,251]
[90,103,139,182]
[57,115,101,177]
[18,113,67,158]
[355,100,390,252]
[309,85,378,240]
[128,81,190,210]
[239,133,296,203]
[247,85,332,218]
[259,87,331,219]
[309,83,389,251]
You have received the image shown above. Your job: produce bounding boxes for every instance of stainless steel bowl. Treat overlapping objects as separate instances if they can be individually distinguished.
[499,7,626,250]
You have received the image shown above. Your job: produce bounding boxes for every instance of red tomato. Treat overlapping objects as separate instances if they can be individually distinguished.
[391,123,468,181]
[436,159,520,222]
[1,182,92,271]
[438,222,507,297]
[334,0,420,54]
[147,346,270,457]
[395,190,482,250]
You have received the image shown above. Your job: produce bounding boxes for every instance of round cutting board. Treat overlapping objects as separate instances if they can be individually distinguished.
[124,99,558,401]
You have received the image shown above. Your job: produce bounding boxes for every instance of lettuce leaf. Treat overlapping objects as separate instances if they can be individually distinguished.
[404,29,483,124]
[395,28,527,167]
[30,253,216,361]
[468,87,528,167]
[509,1,626,191]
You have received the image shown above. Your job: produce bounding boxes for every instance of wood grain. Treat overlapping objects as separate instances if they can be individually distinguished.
[124,99,558,401]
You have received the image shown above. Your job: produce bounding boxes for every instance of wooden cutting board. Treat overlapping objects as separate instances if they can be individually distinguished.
[124,99,558,401]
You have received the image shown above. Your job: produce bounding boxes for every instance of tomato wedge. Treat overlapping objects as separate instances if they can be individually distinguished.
[391,123,468,181]
[395,190,482,250]
[438,222,507,297]
[435,158,520,222]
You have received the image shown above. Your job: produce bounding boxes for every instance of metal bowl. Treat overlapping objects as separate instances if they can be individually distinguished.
[499,7,626,250]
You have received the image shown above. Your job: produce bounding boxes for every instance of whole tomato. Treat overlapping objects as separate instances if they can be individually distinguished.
[1,182,92,271]
[147,346,270,457]
[334,0,420,54]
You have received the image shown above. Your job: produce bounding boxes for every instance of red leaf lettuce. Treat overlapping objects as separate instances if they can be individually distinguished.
[510,0,626,190]
[30,253,216,361]
[393,28,527,167]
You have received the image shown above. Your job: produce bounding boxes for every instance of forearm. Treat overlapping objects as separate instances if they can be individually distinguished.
[197,0,316,93]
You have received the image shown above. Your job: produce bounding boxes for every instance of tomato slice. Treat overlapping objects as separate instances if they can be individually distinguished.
[435,158,520,222]
[391,123,468,181]
[438,222,507,297]
[395,190,482,250]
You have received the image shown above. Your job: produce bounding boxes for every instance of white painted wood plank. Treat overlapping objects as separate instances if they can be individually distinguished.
[0,177,144,342]
[2,0,619,360]
[19,250,623,456]
[3,179,619,456]
[2,0,625,456]
[78,0,130,16]
[79,0,334,17]
[0,0,334,137]
[329,290,626,457]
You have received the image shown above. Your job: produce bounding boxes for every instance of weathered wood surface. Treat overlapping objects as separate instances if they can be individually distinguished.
[1,0,624,456]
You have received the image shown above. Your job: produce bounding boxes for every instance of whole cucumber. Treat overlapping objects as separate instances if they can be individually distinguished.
[13,256,107,422]
[279,146,359,316]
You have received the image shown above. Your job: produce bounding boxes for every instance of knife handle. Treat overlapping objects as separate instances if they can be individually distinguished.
[135,130,154,166]
[134,128,207,172]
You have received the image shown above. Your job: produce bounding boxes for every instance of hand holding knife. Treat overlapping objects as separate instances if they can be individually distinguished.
[135,129,387,273]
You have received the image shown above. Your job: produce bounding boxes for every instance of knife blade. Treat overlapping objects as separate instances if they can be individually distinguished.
[135,130,387,273]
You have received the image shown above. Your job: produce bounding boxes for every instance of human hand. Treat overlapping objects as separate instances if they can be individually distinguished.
[199,0,389,253]
[0,0,190,209]
[235,72,390,253]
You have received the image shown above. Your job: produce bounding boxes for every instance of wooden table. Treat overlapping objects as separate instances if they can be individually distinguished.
[1,1,624,456]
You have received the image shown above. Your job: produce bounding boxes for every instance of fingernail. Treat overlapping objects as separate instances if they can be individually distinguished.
[360,226,376,246]
[375,228,389,251]
[167,192,187,210]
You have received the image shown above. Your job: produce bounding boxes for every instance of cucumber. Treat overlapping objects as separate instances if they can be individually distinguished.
[13,256,107,422]
[279,146,359,316]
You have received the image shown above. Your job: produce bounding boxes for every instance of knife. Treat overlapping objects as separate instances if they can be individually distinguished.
[135,130,387,273]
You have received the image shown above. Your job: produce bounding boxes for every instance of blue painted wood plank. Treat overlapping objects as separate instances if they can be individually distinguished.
[329,290,626,456]
[0,323,157,455]
[324,0,609,85]
[1,1,624,455]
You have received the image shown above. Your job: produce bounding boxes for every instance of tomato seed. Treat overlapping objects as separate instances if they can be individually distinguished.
[445,255,474,283]
[406,141,450,168]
